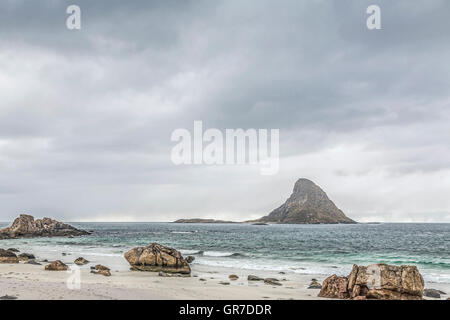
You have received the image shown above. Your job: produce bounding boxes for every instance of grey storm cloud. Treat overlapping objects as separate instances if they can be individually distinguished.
[0,0,449,222]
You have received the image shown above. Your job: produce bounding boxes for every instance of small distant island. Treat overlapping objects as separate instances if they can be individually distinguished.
[173,219,237,224]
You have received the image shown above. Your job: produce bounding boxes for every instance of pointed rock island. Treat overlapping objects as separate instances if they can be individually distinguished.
[253,178,356,224]
[0,214,90,239]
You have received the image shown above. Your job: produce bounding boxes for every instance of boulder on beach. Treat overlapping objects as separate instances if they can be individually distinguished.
[45,260,68,271]
[319,264,424,300]
[229,274,239,281]
[186,256,195,264]
[248,275,264,281]
[0,214,90,239]
[264,278,282,286]
[0,249,19,263]
[74,257,89,265]
[424,288,445,299]
[91,264,111,276]
[124,243,191,274]
[18,253,35,261]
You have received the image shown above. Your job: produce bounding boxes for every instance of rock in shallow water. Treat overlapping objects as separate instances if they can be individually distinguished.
[0,214,90,239]
[91,264,111,276]
[124,243,191,274]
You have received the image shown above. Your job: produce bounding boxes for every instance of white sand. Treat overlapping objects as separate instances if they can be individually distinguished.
[1,262,448,300]
[0,262,325,300]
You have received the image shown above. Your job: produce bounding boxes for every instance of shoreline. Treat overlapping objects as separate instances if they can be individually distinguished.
[1,262,449,300]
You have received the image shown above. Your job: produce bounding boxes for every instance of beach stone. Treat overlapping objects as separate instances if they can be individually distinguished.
[264,278,282,286]
[424,288,445,299]
[319,263,424,300]
[91,264,111,276]
[248,275,264,281]
[0,214,90,239]
[7,248,19,253]
[45,260,68,271]
[229,274,239,280]
[219,281,230,285]
[124,242,191,274]
[0,295,18,300]
[26,260,42,265]
[74,257,89,265]
[0,248,19,263]
[186,256,195,263]
[318,274,349,299]
[18,253,35,261]
[308,279,322,289]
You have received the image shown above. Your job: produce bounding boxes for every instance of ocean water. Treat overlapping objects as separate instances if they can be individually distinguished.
[0,222,449,283]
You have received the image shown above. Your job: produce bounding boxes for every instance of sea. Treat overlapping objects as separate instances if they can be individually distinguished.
[0,222,449,283]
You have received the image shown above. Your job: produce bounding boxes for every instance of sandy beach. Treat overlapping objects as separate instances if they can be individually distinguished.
[0,262,448,300]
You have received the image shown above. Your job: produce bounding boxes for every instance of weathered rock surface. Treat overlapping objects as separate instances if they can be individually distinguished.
[319,264,424,300]
[248,275,264,281]
[264,278,282,286]
[0,214,90,239]
[424,288,445,299]
[18,253,35,261]
[45,260,68,271]
[124,243,191,274]
[74,257,89,265]
[0,249,19,263]
[91,264,111,276]
[252,178,356,224]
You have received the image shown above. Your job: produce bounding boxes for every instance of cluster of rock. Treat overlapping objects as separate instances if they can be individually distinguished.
[0,214,90,239]
[252,178,356,224]
[124,242,191,274]
[318,264,425,300]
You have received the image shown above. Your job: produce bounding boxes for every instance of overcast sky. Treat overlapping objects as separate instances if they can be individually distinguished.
[0,0,449,223]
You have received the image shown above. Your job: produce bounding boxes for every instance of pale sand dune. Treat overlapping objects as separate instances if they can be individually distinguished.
[1,263,449,300]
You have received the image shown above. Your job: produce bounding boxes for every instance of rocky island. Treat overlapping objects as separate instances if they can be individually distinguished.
[252,178,356,224]
[0,214,90,239]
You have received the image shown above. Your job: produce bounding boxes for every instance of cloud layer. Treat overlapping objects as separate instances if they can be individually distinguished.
[0,0,449,222]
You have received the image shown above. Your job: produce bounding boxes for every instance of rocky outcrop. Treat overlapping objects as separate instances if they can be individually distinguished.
[318,264,424,300]
[0,249,19,263]
[253,178,356,224]
[0,214,90,239]
[124,243,191,274]
[423,288,445,299]
[45,260,68,271]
